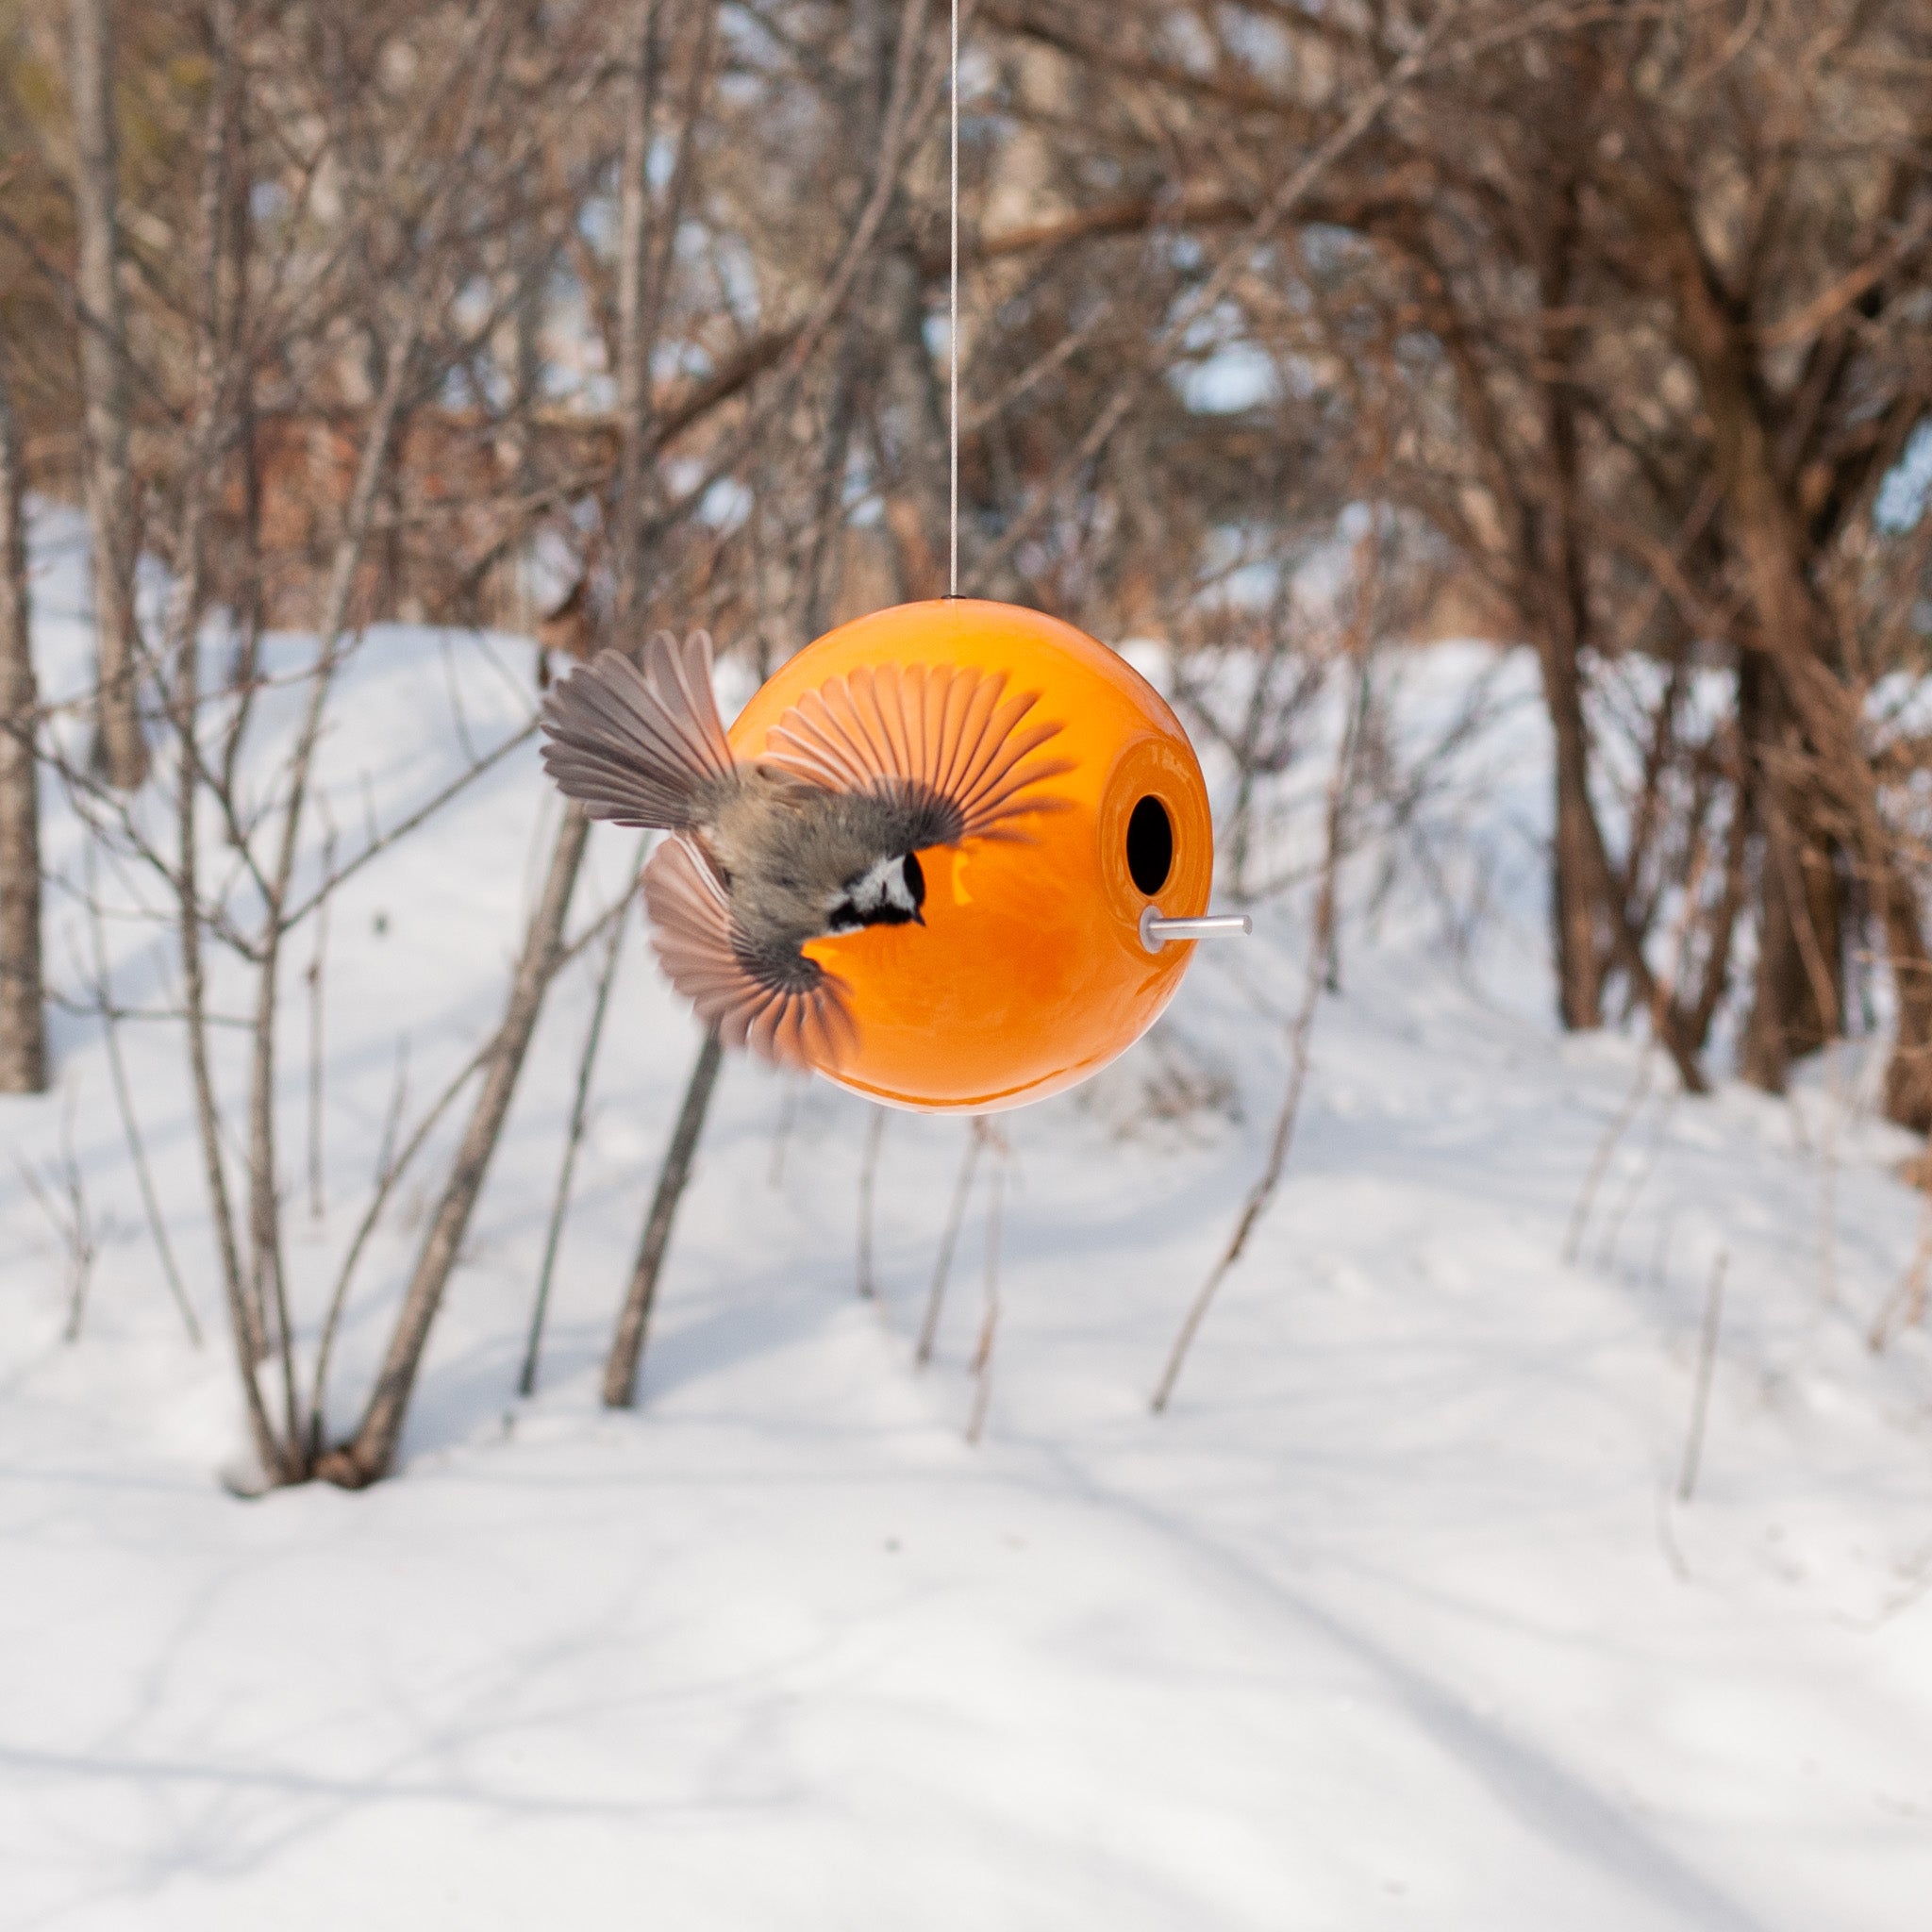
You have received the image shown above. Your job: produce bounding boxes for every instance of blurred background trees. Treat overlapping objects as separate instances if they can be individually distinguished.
[3,0,1930,1473]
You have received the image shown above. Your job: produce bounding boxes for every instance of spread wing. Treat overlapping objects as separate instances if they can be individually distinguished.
[758,661,1074,848]
[641,836,858,1073]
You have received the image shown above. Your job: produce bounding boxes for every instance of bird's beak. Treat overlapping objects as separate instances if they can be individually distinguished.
[912,907,926,926]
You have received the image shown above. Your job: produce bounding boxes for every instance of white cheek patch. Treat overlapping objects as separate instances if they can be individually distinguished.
[848,856,902,909]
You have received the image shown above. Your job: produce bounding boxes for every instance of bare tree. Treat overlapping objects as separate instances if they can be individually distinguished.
[0,344,46,1093]
[64,0,146,788]
[21,0,604,1485]
[598,0,948,1405]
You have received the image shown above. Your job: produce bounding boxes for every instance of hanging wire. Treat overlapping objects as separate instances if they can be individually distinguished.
[948,0,959,596]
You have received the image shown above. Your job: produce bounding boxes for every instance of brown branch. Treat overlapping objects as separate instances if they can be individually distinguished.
[521,841,643,1398]
[601,1024,724,1407]
[323,802,592,1483]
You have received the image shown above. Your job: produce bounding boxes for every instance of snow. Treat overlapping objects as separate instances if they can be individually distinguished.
[4,506,1931,1929]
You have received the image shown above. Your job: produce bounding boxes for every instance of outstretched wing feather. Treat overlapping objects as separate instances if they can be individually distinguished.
[641,837,854,1073]
[760,661,1074,846]
[933,663,993,802]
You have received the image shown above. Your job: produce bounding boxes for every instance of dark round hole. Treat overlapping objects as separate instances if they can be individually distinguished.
[1126,794,1174,896]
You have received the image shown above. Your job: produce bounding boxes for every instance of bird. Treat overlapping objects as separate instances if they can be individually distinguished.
[539,629,1074,1070]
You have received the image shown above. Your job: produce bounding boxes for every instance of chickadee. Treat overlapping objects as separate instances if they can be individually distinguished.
[539,629,1073,1068]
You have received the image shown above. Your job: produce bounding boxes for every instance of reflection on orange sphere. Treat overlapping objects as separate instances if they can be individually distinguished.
[727,599,1212,1113]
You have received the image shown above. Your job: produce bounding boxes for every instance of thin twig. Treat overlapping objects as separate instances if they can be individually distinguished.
[1817,1038,1842,1306]
[307,1030,494,1452]
[56,1095,96,1343]
[1569,827,1714,1265]
[1152,572,1375,1414]
[768,1078,802,1190]
[1595,1089,1679,1274]
[279,720,541,934]
[16,1100,98,1345]
[373,1036,409,1191]
[1768,806,1845,1306]
[857,1105,887,1298]
[1676,1249,1727,1503]
[520,842,642,1398]
[306,815,336,1220]
[1565,1053,1657,1265]
[82,845,201,1344]
[965,1126,1008,1445]
[16,1087,97,1342]
[917,1118,985,1366]
[1870,1179,1932,1351]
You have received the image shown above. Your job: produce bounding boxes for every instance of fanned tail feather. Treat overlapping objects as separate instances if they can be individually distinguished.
[541,630,737,829]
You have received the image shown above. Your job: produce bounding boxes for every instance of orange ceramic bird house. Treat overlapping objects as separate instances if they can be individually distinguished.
[726,599,1215,1113]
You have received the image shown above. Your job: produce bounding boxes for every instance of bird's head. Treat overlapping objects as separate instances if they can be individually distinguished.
[825,851,926,934]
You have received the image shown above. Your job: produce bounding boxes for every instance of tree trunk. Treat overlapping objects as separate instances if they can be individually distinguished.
[596,0,726,1406]
[1881,876,1932,1134]
[1533,171,1607,1032]
[1741,822,1843,1091]
[1736,658,1843,1091]
[609,0,665,625]
[67,0,148,789]
[1651,208,1879,1104]
[1541,642,1608,1031]
[0,352,48,1094]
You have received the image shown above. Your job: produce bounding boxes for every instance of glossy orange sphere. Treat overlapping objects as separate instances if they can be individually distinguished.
[726,599,1212,1112]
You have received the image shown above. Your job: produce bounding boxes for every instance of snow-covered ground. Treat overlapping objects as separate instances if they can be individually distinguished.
[4,508,1930,1929]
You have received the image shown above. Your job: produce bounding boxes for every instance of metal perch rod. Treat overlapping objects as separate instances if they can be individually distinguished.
[1139,908,1253,950]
